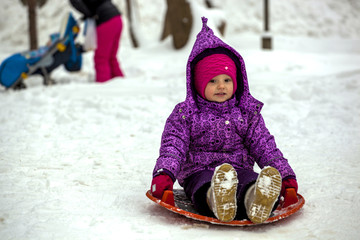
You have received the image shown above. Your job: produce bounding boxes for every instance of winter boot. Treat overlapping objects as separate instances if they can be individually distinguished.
[207,163,238,222]
[244,166,282,224]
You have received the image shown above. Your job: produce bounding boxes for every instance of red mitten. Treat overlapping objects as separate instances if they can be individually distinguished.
[281,178,298,197]
[151,174,174,199]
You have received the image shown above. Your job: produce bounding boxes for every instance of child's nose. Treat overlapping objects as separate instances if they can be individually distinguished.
[218,82,225,89]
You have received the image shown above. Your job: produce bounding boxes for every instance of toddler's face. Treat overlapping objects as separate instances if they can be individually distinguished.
[204,74,234,103]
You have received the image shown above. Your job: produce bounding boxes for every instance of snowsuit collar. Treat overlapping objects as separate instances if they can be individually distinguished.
[186,17,263,114]
[196,94,237,114]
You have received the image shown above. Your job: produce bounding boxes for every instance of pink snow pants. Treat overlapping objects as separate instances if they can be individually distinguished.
[95,16,124,83]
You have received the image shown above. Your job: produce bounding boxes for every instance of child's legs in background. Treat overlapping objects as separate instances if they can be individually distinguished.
[109,16,124,78]
[94,23,111,82]
[94,16,123,82]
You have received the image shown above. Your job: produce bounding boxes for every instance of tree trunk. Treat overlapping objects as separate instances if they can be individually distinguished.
[204,0,225,36]
[161,0,192,49]
[126,0,139,48]
[28,0,38,50]
[160,4,171,41]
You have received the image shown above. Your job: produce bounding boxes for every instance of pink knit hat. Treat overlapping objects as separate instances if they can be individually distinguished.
[194,54,237,99]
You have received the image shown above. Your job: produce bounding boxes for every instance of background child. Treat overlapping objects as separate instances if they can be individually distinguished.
[70,0,124,82]
[151,17,298,223]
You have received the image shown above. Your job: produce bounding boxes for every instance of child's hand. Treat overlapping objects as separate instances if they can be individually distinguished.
[151,174,174,199]
[281,178,298,197]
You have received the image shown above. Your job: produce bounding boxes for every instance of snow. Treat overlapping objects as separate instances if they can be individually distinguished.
[1,0,360,239]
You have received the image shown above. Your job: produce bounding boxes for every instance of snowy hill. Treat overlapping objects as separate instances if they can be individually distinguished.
[0,0,360,239]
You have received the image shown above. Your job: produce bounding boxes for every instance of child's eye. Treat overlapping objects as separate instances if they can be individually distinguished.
[225,78,232,82]
[209,79,216,83]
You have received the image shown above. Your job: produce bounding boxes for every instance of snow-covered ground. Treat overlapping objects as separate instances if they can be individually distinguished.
[0,0,360,239]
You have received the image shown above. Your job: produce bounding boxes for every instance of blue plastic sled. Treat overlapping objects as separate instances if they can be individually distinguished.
[0,12,83,89]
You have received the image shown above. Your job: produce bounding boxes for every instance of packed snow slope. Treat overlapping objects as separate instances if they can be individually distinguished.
[0,0,360,239]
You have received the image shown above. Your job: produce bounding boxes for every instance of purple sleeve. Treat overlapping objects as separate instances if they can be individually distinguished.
[245,113,296,179]
[153,104,190,180]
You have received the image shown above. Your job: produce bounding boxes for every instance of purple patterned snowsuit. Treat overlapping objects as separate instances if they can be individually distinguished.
[153,18,296,218]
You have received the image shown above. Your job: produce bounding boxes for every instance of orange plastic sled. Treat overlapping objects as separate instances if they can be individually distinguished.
[146,188,305,226]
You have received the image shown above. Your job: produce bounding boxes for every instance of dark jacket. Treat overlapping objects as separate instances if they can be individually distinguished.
[69,0,121,25]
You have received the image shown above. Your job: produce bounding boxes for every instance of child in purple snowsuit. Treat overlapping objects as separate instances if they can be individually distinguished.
[70,0,124,82]
[151,17,298,223]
